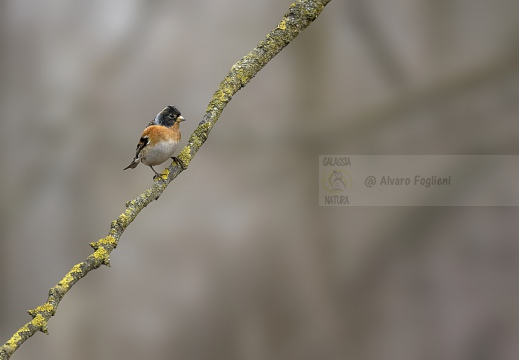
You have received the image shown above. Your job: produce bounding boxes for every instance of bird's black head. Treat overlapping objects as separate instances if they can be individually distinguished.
[153,105,184,127]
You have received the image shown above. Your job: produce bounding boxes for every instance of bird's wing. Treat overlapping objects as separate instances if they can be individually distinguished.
[134,136,149,158]
[124,135,150,170]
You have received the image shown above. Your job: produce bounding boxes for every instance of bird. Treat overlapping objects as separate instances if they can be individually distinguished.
[124,105,186,178]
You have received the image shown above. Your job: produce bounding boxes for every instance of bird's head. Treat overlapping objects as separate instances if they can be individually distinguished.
[153,105,185,127]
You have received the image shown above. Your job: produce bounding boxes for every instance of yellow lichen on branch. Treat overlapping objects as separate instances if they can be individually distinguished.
[0,1,332,359]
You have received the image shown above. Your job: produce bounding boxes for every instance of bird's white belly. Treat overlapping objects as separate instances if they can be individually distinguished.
[141,140,179,166]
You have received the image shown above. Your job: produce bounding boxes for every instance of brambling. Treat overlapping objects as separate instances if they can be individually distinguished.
[124,105,186,178]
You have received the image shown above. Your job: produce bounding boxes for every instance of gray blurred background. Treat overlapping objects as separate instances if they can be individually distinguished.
[2,0,519,359]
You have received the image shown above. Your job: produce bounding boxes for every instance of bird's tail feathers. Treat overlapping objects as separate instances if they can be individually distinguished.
[124,158,140,170]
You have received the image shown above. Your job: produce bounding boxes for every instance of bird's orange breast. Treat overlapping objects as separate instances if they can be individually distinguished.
[142,124,181,146]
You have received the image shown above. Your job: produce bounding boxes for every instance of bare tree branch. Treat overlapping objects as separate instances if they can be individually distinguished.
[0,0,332,358]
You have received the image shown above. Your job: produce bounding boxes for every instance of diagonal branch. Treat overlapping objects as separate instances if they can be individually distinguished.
[0,0,332,358]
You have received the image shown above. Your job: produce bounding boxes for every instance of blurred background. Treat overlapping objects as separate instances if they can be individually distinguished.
[2,0,519,359]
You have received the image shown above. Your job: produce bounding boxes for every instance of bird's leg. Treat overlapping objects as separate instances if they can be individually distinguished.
[150,166,162,179]
[171,156,186,170]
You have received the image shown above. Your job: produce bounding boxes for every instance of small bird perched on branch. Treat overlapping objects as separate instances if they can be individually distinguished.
[124,105,186,178]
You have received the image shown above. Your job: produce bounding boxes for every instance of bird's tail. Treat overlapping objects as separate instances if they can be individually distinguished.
[123,158,140,170]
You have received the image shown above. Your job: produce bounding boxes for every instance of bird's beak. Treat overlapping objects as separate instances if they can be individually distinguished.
[178,115,185,122]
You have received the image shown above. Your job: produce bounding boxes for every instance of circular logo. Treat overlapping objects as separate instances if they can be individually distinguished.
[322,169,352,194]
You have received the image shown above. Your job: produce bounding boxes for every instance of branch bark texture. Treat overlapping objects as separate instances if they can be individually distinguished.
[0,0,332,358]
